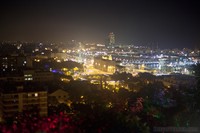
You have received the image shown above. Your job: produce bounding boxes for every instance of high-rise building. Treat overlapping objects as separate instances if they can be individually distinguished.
[108,32,115,45]
[0,84,48,120]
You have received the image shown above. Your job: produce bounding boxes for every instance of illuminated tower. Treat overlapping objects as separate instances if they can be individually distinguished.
[108,32,115,45]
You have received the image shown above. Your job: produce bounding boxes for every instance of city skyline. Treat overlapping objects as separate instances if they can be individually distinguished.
[0,1,200,129]
[0,0,200,49]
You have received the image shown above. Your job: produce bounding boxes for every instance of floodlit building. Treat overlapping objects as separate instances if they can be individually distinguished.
[93,55,116,73]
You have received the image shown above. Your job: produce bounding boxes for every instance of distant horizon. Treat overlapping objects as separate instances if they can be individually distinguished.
[0,39,199,50]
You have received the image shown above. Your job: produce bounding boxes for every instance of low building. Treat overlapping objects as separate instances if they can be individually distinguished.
[48,89,69,106]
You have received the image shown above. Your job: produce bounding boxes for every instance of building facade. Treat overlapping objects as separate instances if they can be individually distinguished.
[0,70,54,82]
[0,54,33,73]
[93,56,116,73]
[0,86,48,120]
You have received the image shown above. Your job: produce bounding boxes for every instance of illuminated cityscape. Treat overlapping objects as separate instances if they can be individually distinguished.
[0,38,200,132]
[0,0,200,132]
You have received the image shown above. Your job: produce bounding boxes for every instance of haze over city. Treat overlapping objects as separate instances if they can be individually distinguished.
[0,0,200,49]
[1,1,200,132]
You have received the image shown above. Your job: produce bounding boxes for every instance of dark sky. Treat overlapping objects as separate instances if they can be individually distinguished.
[0,0,200,49]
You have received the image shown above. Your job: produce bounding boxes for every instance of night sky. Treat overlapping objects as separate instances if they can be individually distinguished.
[0,0,200,49]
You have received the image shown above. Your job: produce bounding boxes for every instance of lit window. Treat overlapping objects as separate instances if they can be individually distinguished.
[28,78,33,80]
[35,93,38,97]
[24,74,32,77]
